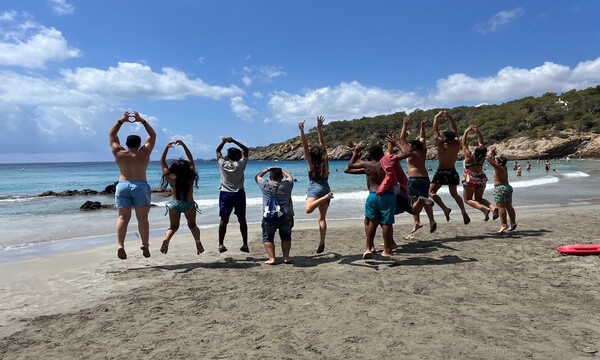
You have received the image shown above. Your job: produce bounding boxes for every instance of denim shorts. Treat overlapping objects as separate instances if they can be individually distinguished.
[261,217,294,243]
[306,180,331,199]
[115,181,151,208]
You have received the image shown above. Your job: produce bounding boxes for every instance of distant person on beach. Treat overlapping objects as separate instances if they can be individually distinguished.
[255,167,295,265]
[216,137,250,253]
[486,146,517,233]
[299,116,334,254]
[461,125,498,221]
[395,116,437,233]
[159,140,203,255]
[526,161,531,171]
[430,110,470,224]
[109,111,156,260]
[545,160,551,172]
[346,143,397,261]
[516,163,522,177]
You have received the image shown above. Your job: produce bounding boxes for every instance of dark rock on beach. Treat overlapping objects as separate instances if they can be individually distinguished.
[79,201,116,211]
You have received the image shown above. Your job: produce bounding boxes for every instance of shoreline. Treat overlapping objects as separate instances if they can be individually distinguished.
[2,202,600,359]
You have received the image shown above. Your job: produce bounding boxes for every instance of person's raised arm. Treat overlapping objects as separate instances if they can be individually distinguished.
[160,141,175,175]
[432,110,443,144]
[316,115,329,174]
[177,140,196,171]
[445,111,459,139]
[346,144,367,171]
[282,169,293,182]
[474,126,485,146]
[215,137,229,159]
[298,120,312,167]
[486,146,500,169]
[131,112,155,153]
[109,112,129,155]
[419,116,428,145]
[399,116,410,147]
[344,141,365,174]
[462,125,473,155]
[255,167,271,183]
[229,137,249,158]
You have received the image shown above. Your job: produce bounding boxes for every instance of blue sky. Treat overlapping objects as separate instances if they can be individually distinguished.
[1,0,599,163]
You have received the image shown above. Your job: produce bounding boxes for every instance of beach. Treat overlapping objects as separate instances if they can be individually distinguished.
[1,204,599,359]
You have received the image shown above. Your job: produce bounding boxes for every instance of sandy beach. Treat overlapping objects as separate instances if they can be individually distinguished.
[1,204,599,359]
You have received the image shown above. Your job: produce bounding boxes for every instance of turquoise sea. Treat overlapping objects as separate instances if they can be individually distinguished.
[0,158,598,262]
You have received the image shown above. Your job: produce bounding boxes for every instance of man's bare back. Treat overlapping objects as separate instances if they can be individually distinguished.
[114,149,151,181]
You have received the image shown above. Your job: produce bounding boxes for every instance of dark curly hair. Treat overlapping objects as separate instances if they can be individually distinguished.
[160,159,199,200]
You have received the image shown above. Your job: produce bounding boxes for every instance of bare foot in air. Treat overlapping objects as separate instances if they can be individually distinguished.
[117,247,127,260]
[430,222,437,233]
[264,258,276,265]
[411,223,424,233]
[498,225,510,233]
[195,240,204,254]
[443,208,452,222]
[160,239,170,254]
[463,213,471,225]
[492,208,499,220]
[316,242,325,254]
[140,245,150,258]
[240,245,249,253]
[482,208,490,221]
[509,223,517,231]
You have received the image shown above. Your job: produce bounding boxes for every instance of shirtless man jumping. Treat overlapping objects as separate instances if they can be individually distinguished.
[109,111,156,260]
[430,110,470,225]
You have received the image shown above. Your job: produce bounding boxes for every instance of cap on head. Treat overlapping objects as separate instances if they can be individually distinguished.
[125,135,141,148]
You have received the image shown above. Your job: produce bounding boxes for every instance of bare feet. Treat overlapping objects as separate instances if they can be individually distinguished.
[327,192,334,200]
[240,245,249,253]
[509,223,517,231]
[283,258,293,264]
[463,213,471,225]
[160,239,170,254]
[140,245,150,258]
[482,208,490,221]
[218,245,228,253]
[362,251,373,260]
[430,222,437,233]
[316,243,325,254]
[492,208,499,220]
[195,240,204,255]
[379,242,399,250]
[381,252,400,264]
[443,208,452,222]
[411,223,424,233]
[498,225,510,233]
[264,258,276,265]
[117,247,127,260]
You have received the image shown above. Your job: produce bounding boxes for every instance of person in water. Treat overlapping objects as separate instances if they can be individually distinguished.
[299,116,334,254]
[461,125,498,221]
[159,140,203,255]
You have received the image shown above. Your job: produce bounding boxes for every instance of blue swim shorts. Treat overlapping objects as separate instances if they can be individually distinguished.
[306,179,331,200]
[364,192,396,225]
[261,217,294,243]
[115,181,151,208]
[219,189,247,218]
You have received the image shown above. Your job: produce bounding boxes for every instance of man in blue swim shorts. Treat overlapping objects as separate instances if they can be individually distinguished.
[109,111,156,260]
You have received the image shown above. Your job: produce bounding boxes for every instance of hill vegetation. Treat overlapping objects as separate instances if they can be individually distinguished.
[250,86,600,160]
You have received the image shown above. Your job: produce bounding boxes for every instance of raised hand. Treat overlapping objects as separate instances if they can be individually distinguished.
[421,116,429,126]
[298,120,306,131]
[118,112,130,123]
[316,115,325,127]
[403,116,411,125]
[131,111,146,123]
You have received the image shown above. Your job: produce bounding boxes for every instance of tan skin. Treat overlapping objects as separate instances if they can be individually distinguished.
[430,110,470,225]
[159,140,204,255]
[461,125,497,221]
[255,168,294,265]
[397,116,436,233]
[299,116,333,253]
[346,144,397,261]
[486,146,517,233]
[109,111,156,259]
[215,136,249,253]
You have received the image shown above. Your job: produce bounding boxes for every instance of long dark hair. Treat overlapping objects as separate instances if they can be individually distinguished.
[474,146,487,164]
[160,159,199,200]
[309,145,327,179]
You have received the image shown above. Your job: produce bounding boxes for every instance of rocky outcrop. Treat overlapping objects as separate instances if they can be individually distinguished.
[80,201,116,211]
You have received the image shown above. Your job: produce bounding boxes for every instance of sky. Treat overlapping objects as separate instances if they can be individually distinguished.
[1,0,599,163]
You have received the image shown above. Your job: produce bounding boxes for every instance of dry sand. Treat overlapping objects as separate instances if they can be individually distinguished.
[1,205,599,359]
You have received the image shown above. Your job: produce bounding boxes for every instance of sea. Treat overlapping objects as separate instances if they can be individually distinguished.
[1,159,599,262]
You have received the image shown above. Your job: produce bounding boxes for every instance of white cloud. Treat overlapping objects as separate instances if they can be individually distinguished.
[0,22,80,68]
[431,57,600,104]
[62,62,245,100]
[475,7,524,34]
[267,81,421,123]
[240,65,286,87]
[230,96,257,122]
[48,0,75,15]
[0,11,17,22]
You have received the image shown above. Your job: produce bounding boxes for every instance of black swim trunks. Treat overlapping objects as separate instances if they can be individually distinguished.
[431,168,460,186]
